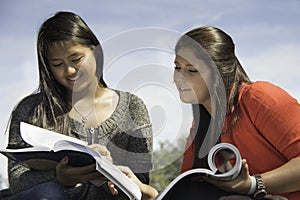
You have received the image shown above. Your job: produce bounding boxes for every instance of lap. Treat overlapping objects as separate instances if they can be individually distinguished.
[160,178,232,200]
[158,179,287,200]
[8,181,68,200]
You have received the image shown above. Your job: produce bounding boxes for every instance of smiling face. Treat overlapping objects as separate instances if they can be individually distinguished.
[174,48,212,108]
[47,42,98,97]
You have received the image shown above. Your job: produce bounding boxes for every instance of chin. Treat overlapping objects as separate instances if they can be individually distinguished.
[71,85,88,94]
[179,96,193,104]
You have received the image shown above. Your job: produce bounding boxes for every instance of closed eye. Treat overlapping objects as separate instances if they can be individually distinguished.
[72,56,83,63]
[52,63,63,67]
[188,69,198,73]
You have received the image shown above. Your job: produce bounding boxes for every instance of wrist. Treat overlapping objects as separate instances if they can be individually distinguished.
[247,175,257,195]
[139,182,158,200]
[252,174,268,199]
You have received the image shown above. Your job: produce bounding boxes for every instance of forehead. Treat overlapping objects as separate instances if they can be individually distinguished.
[175,48,209,68]
[47,42,91,58]
[176,48,200,62]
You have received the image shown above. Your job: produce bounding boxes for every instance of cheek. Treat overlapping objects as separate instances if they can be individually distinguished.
[77,60,96,78]
[83,54,97,72]
[196,84,210,102]
[173,71,185,86]
[173,72,179,85]
[190,77,208,94]
[50,69,61,82]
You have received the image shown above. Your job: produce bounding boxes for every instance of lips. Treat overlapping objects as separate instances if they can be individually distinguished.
[67,74,82,85]
[68,76,79,81]
[179,87,191,92]
[69,73,83,80]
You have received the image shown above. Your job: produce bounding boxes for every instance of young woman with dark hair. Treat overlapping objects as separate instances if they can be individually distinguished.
[6,11,154,200]
[123,26,300,200]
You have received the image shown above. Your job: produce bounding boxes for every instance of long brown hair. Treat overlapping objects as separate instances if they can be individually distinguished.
[30,11,107,129]
[176,26,251,134]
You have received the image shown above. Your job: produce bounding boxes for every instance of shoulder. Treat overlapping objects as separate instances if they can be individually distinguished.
[115,89,148,108]
[240,81,297,107]
[13,92,42,114]
[114,89,151,123]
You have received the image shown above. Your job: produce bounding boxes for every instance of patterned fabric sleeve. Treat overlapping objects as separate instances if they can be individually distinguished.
[7,94,56,194]
[126,93,153,184]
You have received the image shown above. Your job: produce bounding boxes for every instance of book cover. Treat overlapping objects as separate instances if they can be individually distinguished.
[154,143,242,200]
[0,122,142,200]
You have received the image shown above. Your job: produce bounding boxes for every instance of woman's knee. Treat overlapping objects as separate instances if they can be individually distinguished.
[9,181,68,200]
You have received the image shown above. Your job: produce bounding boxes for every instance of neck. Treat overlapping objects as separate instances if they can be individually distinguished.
[70,85,105,126]
[202,102,211,115]
[70,81,105,105]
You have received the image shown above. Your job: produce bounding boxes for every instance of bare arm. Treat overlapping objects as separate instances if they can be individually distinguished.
[113,166,158,200]
[262,157,300,194]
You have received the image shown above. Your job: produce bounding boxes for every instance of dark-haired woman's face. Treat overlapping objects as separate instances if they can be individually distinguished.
[174,48,212,106]
[47,42,98,96]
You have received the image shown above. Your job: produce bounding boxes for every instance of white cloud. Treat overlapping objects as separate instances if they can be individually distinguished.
[242,44,300,100]
[0,0,299,189]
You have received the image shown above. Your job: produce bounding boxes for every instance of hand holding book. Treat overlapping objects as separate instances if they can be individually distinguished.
[88,144,113,164]
[55,156,103,187]
[112,166,159,200]
[107,142,243,200]
[154,143,243,200]
[203,159,252,195]
[0,122,142,200]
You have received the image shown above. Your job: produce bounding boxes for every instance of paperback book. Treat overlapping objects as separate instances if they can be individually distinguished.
[0,122,142,200]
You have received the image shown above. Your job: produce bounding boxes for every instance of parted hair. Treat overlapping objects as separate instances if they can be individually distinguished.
[31,11,107,128]
[175,26,251,133]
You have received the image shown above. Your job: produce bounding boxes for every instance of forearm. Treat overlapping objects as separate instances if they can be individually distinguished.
[8,160,55,194]
[135,172,150,184]
[262,157,300,194]
[140,183,159,200]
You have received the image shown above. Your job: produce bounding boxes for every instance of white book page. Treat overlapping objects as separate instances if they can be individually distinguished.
[52,140,91,153]
[0,146,51,152]
[20,122,87,149]
[19,122,141,199]
[207,143,242,180]
[54,140,141,199]
[155,168,214,200]
[155,143,242,200]
[94,156,142,200]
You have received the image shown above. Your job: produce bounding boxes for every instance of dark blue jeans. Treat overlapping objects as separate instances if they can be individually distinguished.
[8,181,68,200]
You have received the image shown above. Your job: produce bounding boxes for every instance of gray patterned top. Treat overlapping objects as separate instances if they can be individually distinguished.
[7,90,153,200]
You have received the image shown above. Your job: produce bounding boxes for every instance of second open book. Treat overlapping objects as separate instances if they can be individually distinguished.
[154,142,242,200]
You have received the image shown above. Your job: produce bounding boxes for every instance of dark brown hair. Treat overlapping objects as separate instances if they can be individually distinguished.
[176,26,251,133]
[31,11,107,128]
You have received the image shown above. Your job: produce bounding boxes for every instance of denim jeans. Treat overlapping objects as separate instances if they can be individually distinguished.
[8,181,68,200]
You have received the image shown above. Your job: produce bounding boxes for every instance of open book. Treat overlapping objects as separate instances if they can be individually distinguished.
[154,143,242,200]
[0,122,142,200]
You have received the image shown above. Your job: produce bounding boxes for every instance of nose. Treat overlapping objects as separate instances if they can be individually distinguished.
[66,66,77,75]
[66,65,77,75]
[174,71,186,84]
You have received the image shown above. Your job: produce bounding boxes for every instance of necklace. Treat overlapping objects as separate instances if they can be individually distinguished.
[73,106,94,124]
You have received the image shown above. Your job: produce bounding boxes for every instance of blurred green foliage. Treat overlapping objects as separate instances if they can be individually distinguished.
[149,137,186,191]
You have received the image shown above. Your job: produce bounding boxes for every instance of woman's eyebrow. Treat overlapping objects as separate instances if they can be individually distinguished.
[186,64,194,67]
[68,52,79,58]
[51,52,80,61]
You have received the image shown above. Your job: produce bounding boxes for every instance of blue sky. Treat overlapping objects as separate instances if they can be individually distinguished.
[0,0,299,188]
